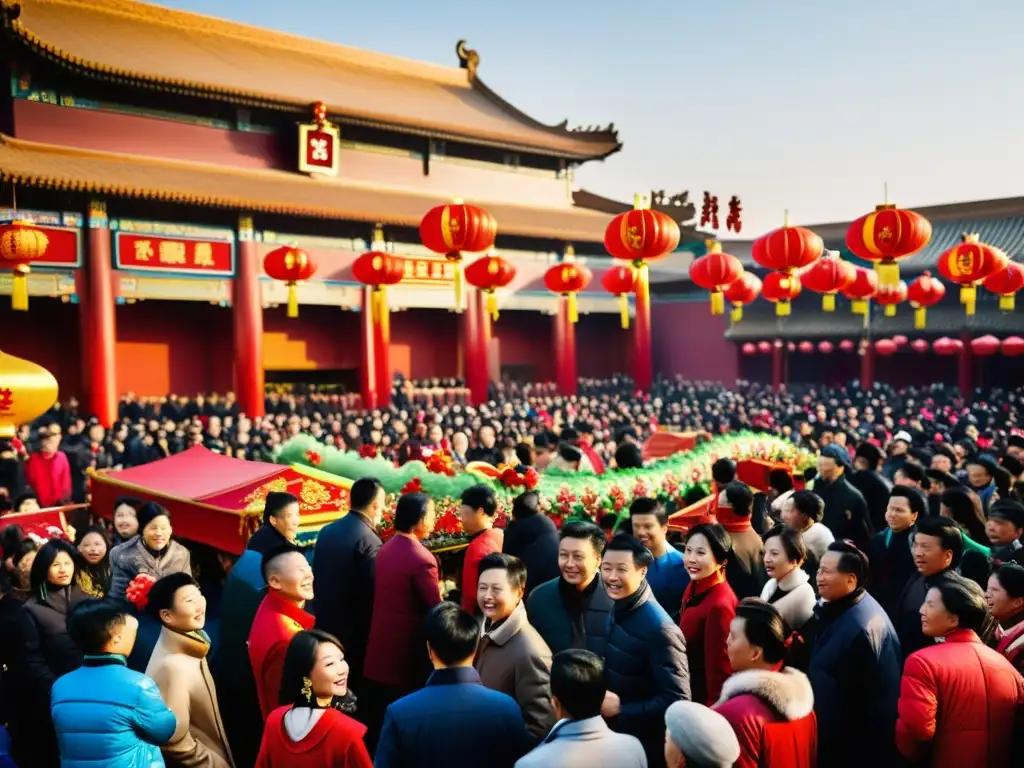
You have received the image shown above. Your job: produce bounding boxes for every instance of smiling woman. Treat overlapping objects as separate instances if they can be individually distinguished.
[107,503,192,603]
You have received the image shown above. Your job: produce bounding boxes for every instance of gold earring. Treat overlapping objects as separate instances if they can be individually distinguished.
[301,677,312,702]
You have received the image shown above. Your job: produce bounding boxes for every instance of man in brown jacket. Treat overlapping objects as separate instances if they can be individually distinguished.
[474,553,555,742]
[718,482,766,600]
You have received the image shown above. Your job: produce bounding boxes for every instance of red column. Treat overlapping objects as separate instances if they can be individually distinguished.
[373,288,391,407]
[461,288,480,401]
[233,216,265,418]
[771,341,783,392]
[958,329,973,401]
[82,201,117,427]
[633,265,653,391]
[553,298,578,395]
[860,340,875,390]
[360,286,378,410]
[476,289,493,403]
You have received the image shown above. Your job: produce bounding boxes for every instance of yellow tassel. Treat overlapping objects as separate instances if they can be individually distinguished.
[710,292,724,315]
[287,283,298,318]
[380,286,390,339]
[731,305,743,323]
[999,294,1015,311]
[453,262,464,310]
[914,306,926,329]
[568,292,579,324]
[776,301,791,317]
[852,299,867,315]
[876,261,899,287]
[11,272,28,311]
[487,291,498,321]
[884,304,896,317]
[965,298,976,316]
[960,285,976,306]
[619,294,630,329]
[822,294,836,312]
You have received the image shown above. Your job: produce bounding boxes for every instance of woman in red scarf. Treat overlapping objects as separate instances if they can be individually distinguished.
[986,562,1024,675]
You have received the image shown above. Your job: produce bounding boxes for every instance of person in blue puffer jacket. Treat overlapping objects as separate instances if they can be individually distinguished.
[51,599,177,767]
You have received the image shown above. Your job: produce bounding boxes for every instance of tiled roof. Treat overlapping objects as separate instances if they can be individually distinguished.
[0,134,614,241]
[2,0,620,160]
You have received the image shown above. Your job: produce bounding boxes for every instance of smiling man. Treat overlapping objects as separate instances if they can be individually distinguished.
[630,498,689,619]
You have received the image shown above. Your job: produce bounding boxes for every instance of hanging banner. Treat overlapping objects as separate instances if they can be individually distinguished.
[298,123,340,176]
[115,233,235,276]
[399,256,455,285]
[0,211,82,268]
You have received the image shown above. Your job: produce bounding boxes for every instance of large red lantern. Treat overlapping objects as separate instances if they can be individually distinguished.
[760,271,802,316]
[983,261,1024,311]
[0,220,49,311]
[544,261,592,324]
[875,280,908,317]
[741,342,757,355]
[875,339,897,356]
[757,341,772,354]
[604,201,681,265]
[841,267,879,315]
[723,272,762,322]
[464,252,515,321]
[797,341,814,354]
[1002,336,1024,357]
[911,339,930,354]
[601,265,637,329]
[839,339,855,353]
[906,271,946,329]
[818,340,834,354]
[420,200,497,308]
[971,335,1001,357]
[352,232,404,328]
[846,203,932,287]
[263,246,317,318]
[751,217,823,273]
[933,337,963,356]
[688,241,744,315]
[800,250,856,311]
[936,233,1009,315]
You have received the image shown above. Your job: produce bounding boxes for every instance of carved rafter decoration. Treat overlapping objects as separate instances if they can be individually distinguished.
[455,40,480,82]
[650,190,696,225]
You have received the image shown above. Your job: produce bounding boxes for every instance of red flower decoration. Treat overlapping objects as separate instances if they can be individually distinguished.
[359,444,378,459]
[305,449,322,466]
[523,467,540,491]
[125,573,157,611]
[425,451,455,477]
[401,478,423,494]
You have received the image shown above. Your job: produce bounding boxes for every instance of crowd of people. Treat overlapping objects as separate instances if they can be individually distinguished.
[0,376,1023,766]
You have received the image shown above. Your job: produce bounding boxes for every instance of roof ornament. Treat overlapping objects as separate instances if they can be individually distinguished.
[456,40,480,82]
[2,2,22,23]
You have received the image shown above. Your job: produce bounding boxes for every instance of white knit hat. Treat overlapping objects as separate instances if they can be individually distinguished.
[665,701,740,768]
[771,489,795,512]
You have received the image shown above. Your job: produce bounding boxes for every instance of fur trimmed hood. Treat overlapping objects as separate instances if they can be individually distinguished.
[716,667,814,721]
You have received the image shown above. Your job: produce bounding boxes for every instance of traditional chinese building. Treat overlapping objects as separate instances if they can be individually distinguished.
[0,0,702,423]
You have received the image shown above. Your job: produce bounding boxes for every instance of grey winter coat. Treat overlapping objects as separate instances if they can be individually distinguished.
[108,535,192,602]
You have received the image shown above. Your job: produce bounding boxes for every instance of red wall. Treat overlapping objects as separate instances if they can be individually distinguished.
[263,305,362,372]
[577,313,633,378]
[0,298,83,399]
[651,300,738,384]
[390,309,461,379]
[493,311,556,381]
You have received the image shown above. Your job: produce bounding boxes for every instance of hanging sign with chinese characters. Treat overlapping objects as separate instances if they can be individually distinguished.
[115,233,235,276]
[298,100,340,176]
[399,256,456,285]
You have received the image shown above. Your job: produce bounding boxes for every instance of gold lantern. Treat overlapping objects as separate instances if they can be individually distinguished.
[0,349,59,438]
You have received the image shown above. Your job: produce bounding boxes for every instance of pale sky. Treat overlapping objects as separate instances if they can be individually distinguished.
[155,0,1024,234]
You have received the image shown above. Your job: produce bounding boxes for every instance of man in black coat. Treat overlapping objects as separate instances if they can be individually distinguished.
[851,441,893,534]
[313,476,385,693]
[502,490,559,596]
[600,535,690,768]
[814,444,873,552]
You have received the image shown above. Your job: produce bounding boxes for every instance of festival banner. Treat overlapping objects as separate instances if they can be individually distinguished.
[298,123,340,176]
[399,256,455,284]
[115,233,235,276]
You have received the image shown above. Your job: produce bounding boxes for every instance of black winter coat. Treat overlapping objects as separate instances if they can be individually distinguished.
[850,469,893,534]
[814,474,873,552]
[866,527,917,619]
[502,513,560,596]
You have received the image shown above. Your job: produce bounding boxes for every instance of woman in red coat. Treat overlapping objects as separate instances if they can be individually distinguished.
[679,523,738,704]
[896,572,1024,767]
[256,630,372,768]
[713,598,817,768]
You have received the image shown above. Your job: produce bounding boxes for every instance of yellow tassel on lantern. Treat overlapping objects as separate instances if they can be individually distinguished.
[287,283,299,318]
[567,292,579,324]
[852,299,867,315]
[776,301,791,317]
[486,290,499,321]
[914,305,927,329]
[453,260,464,310]
[730,305,743,323]
[965,298,977,316]
[379,286,390,339]
[960,284,976,306]
[618,294,630,329]
[371,286,384,323]
[876,261,900,287]
[710,291,724,315]
[11,266,29,311]
[999,294,1016,311]
[822,294,836,312]
[884,304,896,317]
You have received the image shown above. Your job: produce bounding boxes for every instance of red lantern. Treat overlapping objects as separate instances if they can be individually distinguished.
[688,241,744,315]
[601,265,637,329]
[798,341,815,354]
[544,262,592,324]
[971,335,1001,357]
[1002,336,1024,357]
[741,342,757,355]
[841,267,879,315]
[800,250,856,311]
[760,271,802,316]
[757,341,772,354]
[263,246,317,318]
[875,339,897,356]
[906,271,946,329]
[464,252,515,320]
[933,337,964,356]
[751,218,823,273]
[604,203,681,265]
[723,272,762,322]
[846,203,932,287]
[936,233,1009,315]
[786,342,797,353]
[839,339,855,353]
[818,340,834,354]
[892,335,908,347]
[352,234,404,328]
[911,339,930,354]
[420,201,497,308]
[0,220,49,311]
[983,261,1024,311]
[875,281,908,317]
